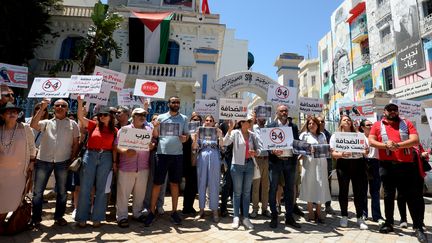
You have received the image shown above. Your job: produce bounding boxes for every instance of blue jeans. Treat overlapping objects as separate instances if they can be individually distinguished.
[76,150,113,222]
[363,158,383,221]
[230,159,254,218]
[269,157,297,218]
[32,160,69,222]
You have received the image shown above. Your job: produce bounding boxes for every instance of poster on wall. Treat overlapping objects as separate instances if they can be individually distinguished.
[0,63,28,88]
[338,99,374,121]
[390,0,426,78]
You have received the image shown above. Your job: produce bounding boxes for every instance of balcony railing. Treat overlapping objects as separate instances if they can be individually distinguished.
[375,0,390,21]
[122,62,195,81]
[35,59,80,77]
[421,13,432,37]
[353,53,370,70]
[51,6,93,17]
[351,23,368,40]
[172,12,219,24]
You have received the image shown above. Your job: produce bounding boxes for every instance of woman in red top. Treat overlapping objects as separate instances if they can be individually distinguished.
[75,97,118,228]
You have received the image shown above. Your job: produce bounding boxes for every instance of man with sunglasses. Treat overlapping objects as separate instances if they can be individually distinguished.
[369,103,427,242]
[29,99,80,228]
[0,84,14,107]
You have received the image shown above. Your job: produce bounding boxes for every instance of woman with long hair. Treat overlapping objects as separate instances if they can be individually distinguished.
[330,115,368,230]
[75,96,118,228]
[192,115,223,222]
[298,116,331,223]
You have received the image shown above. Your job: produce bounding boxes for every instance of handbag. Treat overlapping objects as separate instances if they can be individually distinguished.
[68,126,94,172]
[252,157,261,180]
[69,157,82,172]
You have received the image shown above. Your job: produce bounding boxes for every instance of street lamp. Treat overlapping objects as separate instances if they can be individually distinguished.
[193,80,201,99]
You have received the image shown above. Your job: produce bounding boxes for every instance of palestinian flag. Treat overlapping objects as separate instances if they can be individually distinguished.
[129,12,173,64]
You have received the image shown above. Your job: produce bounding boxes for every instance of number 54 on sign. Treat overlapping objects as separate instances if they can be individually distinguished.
[267,84,297,106]
[260,127,294,150]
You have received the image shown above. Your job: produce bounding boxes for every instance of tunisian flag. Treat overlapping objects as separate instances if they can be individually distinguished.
[129,12,173,64]
[202,0,210,14]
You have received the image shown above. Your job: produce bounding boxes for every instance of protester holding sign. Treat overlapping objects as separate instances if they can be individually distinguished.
[330,115,368,230]
[114,108,153,228]
[75,96,118,228]
[192,115,224,223]
[223,114,261,230]
[298,117,331,223]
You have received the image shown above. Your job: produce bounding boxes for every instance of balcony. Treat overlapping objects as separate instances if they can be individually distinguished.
[172,12,220,24]
[121,62,195,82]
[51,6,93,17]
[351,23,368,43]
[353,53,370,70]
[420,13,432,38]
[349,53,371,81]
[35,59,80,77]
[375,0,391,21]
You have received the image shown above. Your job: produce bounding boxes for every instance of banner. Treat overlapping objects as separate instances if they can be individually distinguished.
[259,127,294,150]
[333,132,367,153]
[219,98,248,120]
[0,63,28,88]
[299,97,324,115]
[338,99,374,121]
[68,75,103,94]
[254,105,272,119]
[117,88,143,107]
[312,144,331,158]
[292,140,311,155]
[194,99,218,119]
[390,98,422,120]
[198,127,217,143]
[134,79,166,99]
[391,0,426,78]
[267,84,297,107]
[93,66,126,92]
[117,127,152,151]
[160,123,180,136]
[28,78,71,98]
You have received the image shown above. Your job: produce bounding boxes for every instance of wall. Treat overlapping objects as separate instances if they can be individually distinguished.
[218,29,248,78]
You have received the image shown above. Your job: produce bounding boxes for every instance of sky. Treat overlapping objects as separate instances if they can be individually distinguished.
[210,0,343,80]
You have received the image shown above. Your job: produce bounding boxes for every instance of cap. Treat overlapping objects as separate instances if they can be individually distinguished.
[384,103,398,111]
[132,108,147,116]
[97,106,111,115]
[0,102,22,114]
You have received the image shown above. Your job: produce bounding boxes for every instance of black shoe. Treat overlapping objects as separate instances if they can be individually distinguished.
[285,216,301,228]
[269,215,278,228]
[220,208,228,218]
[171,212,182,225]
[143,212,155,227]
[28,220,41,230]
[293,204,305,217]
[54,218,68,226]
[414,228,427,243]
[379,223,394,233]
[135,215,146,223]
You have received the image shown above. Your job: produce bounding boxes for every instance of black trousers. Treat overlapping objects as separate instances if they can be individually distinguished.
[336,158,367,218]
[183,165,198,212]
[380,160,424,228]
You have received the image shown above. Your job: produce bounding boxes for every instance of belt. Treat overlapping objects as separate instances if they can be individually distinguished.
[88,148,112,153]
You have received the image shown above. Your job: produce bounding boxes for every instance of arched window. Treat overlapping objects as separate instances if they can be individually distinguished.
[166,41,180,65]
[59,36,83,60]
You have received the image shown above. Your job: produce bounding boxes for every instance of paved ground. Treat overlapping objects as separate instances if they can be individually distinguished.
[2,195,432,242]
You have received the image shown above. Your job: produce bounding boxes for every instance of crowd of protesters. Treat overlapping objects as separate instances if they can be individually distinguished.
[0,84,429,242]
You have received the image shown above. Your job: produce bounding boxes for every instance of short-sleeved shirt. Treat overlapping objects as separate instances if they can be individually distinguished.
[253,124,268,156]
[115,122,153,172]
[370,119,417,162]
[157,112,188,155]
[37,118,80,162]
[329,132,367,159]
[87,120,118,150]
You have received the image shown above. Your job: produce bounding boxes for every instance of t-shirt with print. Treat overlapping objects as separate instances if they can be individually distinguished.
[157,112,188,155]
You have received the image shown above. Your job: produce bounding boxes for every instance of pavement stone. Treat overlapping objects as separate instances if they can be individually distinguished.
[1,196,432,242]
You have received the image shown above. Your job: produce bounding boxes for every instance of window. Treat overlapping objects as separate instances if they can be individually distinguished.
[324,93,329,104]
[289,79,294,87]
[321,48,328,63]
[59,37,83,60]
[311,75,316,86]
[380,26,391,43]
[166,41,179,65]
[422,0,432,17]
[383,66,394,91]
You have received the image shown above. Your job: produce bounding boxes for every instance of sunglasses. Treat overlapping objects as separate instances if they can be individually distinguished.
[364,124,373,127]
[2,93,14,98]
[98,113,109,117]
[387,108,398,112]
[205,119,214,122]
[319,121,325,124]
[54,104,67,108]
[192,119,201,121]
[170,101,180,104]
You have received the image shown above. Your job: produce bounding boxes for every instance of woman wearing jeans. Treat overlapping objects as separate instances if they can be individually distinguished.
[75,97,118,228]
[223,114,261,230]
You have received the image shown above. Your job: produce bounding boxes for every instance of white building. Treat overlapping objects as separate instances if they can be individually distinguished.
[298,58,320,98]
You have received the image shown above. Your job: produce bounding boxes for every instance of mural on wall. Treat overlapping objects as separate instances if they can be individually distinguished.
[391,0,426,78]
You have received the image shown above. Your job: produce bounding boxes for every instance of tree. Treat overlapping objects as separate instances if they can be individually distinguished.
[0,0,62,65]
[51,1,123,75]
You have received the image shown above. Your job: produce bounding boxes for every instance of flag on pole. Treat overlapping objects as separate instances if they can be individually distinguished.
[129,12,173,64]
[202,0,210,14]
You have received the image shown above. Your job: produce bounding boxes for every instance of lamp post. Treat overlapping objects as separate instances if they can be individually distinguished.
[193,80,201,99]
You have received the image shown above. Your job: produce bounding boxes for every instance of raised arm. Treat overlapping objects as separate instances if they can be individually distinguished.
[30,99,49,131]
[77,96,90,128]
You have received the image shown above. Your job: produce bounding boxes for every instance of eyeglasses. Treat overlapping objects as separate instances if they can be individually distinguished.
[54,104,67,108]
[205,119,214,122]
[1,93,14,98]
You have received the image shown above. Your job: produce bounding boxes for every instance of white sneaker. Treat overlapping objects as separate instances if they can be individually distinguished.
[400,221,408,228]
[243,218,254,230]
[249,210,258,218]
[377,219,385,226]
[357,217,368,230]
[142,208,149,217]
[72,209,77,220]
[157,207,165,215]
[232,217,240,229]
[340,216,348,227]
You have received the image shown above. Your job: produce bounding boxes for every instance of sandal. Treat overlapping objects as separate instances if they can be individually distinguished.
[118,219,129,228]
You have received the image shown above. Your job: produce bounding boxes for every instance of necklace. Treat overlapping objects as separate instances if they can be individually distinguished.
[1,123,18,151]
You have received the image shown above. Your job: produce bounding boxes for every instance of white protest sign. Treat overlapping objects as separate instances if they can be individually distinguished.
[68,75,103,94]
[194,99,218,119]
[390,98,422,120]
[117,88,143,107]
[28,77,71,98]
[254,105,272,119]
[425,108,432,132]
[267,84,297,107]
[0,63,28,88]
[260,127,294,150]
[94,66,126,92]
[134,79,166,99]
[160,123,180,136]
[117,127,152,151]
[219,98,248,120]
[333,132,367,153]
[299,97,324,115]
